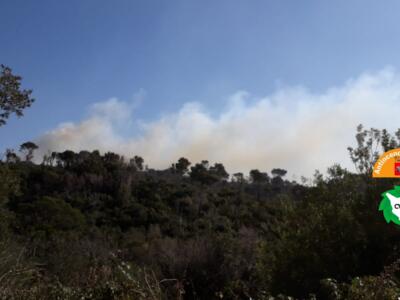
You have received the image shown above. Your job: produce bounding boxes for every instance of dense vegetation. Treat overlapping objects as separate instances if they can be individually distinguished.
[0,125,400,299]
[2,66,400,299]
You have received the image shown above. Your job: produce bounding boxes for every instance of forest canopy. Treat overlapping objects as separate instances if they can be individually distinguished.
[1,125,400,299]
[1,66,400,299]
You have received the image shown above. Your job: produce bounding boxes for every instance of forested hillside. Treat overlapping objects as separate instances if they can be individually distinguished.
[1,125,400,299]
[2,65,400,299]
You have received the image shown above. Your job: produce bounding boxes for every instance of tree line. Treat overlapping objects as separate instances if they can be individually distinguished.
[2,65,400,299]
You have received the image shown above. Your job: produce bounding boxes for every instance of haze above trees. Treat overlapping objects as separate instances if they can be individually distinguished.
[1,66,400,299]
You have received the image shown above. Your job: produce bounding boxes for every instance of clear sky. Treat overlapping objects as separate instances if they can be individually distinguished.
[2,0,400,176]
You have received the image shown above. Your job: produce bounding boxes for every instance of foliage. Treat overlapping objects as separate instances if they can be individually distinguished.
[1,126,400,299]
[0,65,34,126]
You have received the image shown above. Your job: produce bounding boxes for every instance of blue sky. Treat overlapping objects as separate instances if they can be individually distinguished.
[2,0,400,175]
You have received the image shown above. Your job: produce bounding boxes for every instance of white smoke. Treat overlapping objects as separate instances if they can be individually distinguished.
[36,68,400,177]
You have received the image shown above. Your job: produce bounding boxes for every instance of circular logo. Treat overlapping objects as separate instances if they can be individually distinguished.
[379,186,400,225]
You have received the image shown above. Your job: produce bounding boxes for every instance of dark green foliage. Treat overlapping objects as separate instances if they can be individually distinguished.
[2,126,400,299]
[249,169,269,183]
[20,141,38,162]
[190,160,229,184]
[130,155,144,171]
[172,157,191,175]
[19,196,86,233]
[0,65,34,126]
[0,148,296,298]
[271,168,287,178]
[0,163,20,206]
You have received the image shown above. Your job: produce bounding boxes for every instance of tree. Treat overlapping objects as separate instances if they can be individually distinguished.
[19,196,86,233]
[271,168,287,178]
[271,169,287,191]
[0,164,20,206]
[57,150,76,168]
[347,124,383,174]
[190,161,228,184]
[103,151,124,171]
[249,169,269,184]
[4,149,20,163]
[0,65,34,126]
[209,163,229,181]
[173,157,191,175]
[130,155,144,171]
[19,141,38,162]
[190,161,213,184]
[249,169,269,200]
[233,172,245,184]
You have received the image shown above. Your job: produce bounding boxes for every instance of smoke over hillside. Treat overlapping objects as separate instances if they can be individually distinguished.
[36,68,400,177]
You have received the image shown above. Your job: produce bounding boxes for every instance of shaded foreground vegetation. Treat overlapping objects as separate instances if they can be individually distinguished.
[1,126,400,299]
[2,63,400,299]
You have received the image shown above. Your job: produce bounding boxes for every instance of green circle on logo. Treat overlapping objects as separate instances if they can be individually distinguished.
[379,186,400,225]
